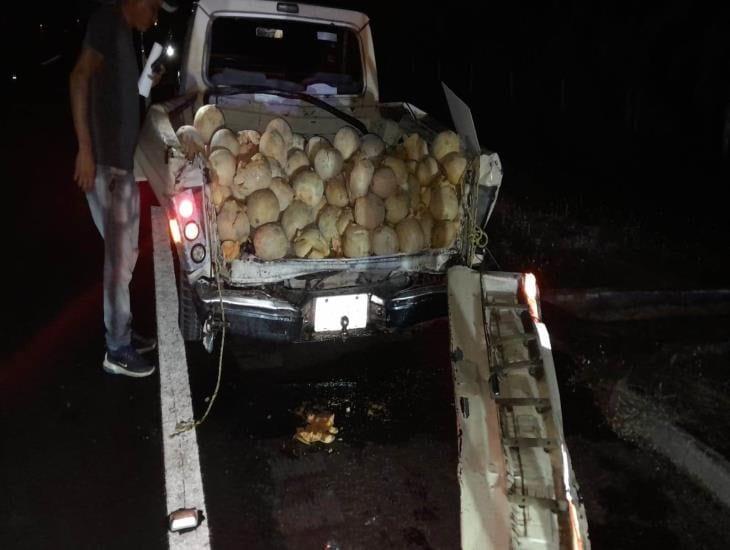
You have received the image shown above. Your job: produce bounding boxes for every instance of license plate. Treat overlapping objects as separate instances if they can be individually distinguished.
[314,294,369,332]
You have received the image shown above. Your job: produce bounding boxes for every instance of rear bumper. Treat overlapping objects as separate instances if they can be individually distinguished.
[194,282,447,342]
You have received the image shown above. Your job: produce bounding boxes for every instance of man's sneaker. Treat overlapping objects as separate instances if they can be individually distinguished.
[132,331,157,354]
[103,345,156,378]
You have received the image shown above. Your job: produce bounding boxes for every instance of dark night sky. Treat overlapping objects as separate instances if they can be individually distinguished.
[8,0,730,214]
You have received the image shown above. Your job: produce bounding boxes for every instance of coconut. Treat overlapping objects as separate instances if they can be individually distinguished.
[429,184,459,221]
[325,174,349,207]
[441,152,467,185]
[266,157,285,179]
[406,160,418,175]
[292,170,324,207]
[385,192,409,224]
[396,218,426,253]
[208,148,237,187]
[291,133,305,151]
[217,200,250,242]
[416,209,435,244]
[246,188,280,228]
[336,207,354,236]
[221,240,241,262]
[355,193,385,230]
[193,104,225,143]
[281,200,313,240]
[232,158,272,199]
[176,125,205,159]
[259,129,287,166]
[210,181,232,210]
[343,224,371,258]
[312,196,328,220]
[334,126,361,160]
[286,149,310,177]
[348,159,375,201]
[372,226,399,255]
[403,133,428,161]
[359,133,386,161]
[264,118,293,146]
[432,130,461,161]
[237,130,260,164]
[371,166,398,199]
[294,227,330,259]
[416,156,440,187]
[269,177,294,211]
[253,223,289,260]
[318,205,342,245]
[432,221,458,249]
[381,156,408,188]
[210,128,240,157]
[314,148,344,181]
[305,136,331,162]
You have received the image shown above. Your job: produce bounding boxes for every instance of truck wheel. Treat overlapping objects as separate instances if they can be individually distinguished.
[179,270,203,342]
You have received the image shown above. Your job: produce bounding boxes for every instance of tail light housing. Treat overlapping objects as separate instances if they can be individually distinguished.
[170,190,207,266]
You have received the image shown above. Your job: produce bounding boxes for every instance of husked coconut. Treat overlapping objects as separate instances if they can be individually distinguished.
[396,218,426,253]
[372,226,399,255]
[176,125,205,159]
[253,223,289,260]
[291,134,305,151]
[355,193,385,230]
[294,227,330,259]
[334,126,361,160]
[432,221,458,249]
[314,148,344,181]
[217,200,250,242]
[385,192,409,224]
[264,118,293,146]
[221,240,241,262]
[359,133,386,161]
[371,166,398,199]
[259,129,287,166]
[431,174,451,188]
[210,128,240,157]
[416,156,440,186]
[269,177,294,211]
[237,130,260,164]
[305,136,331,162]
[421,185,431,208]
[348,159,375,201]
[210,181,232,210]
[312,196,328,220]
[286,149,310,177]
[318,205,342,245]
[336,207,354,235]
[406,160,417,175]
[416,209,434,244]
[343,224,371,258]
[441,152,467,185]
[292,170,324,207]
[391,144,408,160]
[209,148,237,187]
[281,200,313,240]
[266,157,285,179]
[381,156,408,187]
[403,133,428,161]
[246,189,280,228]
[193,104,225,143]
[232,158,272,199]
[432,130,461,161]
[325,175,349,207]
[429,185,459,221]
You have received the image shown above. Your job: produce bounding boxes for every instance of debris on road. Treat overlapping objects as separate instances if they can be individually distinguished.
[294,412,339,445]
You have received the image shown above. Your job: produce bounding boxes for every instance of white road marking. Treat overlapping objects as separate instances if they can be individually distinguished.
[151,206,211,549]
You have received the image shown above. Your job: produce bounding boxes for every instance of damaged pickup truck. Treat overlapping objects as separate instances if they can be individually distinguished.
[136,1,591,548]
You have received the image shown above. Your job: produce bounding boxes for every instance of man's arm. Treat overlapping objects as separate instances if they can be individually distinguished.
[69,47,103,192]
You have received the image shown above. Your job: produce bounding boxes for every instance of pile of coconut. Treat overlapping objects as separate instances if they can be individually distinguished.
[175,105,468,262]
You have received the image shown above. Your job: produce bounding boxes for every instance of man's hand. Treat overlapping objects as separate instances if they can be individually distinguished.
[74,147,96,192]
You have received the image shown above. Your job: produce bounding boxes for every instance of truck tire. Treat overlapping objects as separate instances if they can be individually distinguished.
[179,269,203,342]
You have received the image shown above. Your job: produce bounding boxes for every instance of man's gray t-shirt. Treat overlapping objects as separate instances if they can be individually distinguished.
[83,5,140,171]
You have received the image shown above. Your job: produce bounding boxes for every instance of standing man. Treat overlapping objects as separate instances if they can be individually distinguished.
[70,0,164,377]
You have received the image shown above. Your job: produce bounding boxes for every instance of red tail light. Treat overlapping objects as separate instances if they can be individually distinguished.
[178,198,194,219]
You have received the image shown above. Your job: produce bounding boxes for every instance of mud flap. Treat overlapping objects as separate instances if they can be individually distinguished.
[447,266,590,550]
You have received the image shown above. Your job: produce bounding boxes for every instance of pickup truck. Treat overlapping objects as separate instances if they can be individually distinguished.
[136,1,591,547]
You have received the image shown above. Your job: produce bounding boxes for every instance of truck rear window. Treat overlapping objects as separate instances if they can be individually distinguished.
[207,17,364,95]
